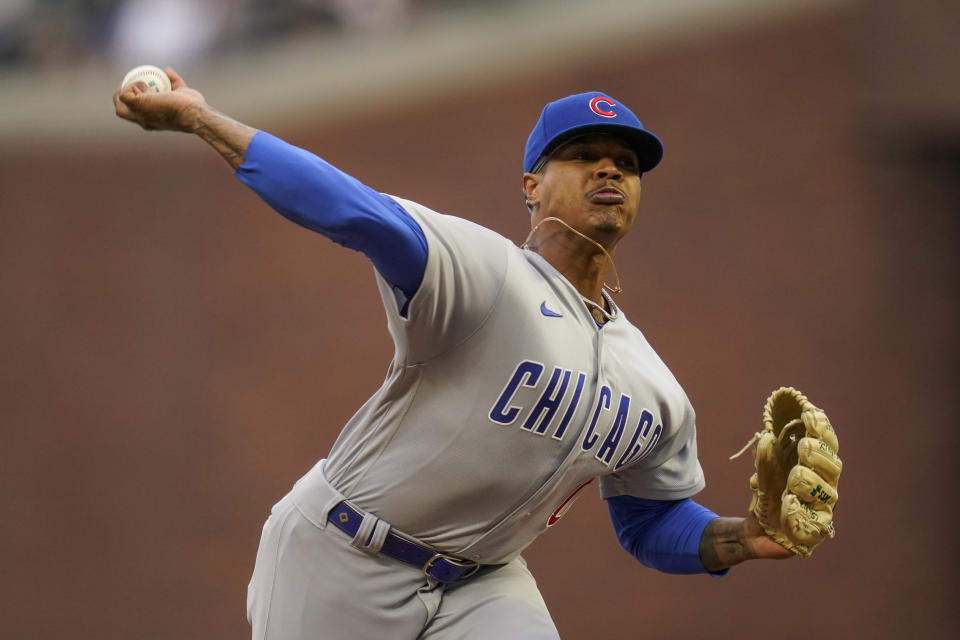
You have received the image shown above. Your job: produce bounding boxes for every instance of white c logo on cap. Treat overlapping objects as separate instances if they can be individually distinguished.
[589,97,617,118]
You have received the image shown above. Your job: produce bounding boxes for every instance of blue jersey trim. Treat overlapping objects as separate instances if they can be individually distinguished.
[607,495,728,576]
[235,131,427,312]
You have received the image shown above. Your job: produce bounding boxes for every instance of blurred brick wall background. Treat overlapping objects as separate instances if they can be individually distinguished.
[1,2,957,638]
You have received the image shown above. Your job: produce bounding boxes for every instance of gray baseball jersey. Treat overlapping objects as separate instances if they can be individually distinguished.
[322,197,705,565]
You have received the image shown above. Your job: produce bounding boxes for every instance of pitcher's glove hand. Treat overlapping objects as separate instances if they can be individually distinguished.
[731,387,842,556]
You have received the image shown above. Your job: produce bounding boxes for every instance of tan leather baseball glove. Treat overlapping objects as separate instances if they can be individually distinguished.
[732,387,842,556]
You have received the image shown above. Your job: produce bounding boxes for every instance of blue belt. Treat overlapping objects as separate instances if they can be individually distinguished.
[327,501,496,584]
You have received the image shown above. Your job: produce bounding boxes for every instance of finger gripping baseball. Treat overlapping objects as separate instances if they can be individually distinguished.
[733,387,842,557]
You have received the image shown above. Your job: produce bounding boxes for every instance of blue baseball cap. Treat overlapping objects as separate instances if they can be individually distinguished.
[523,91,663,174]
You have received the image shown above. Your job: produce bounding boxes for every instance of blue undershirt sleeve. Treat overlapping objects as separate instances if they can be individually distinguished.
[234,131,427,312]
[607,495,728,576]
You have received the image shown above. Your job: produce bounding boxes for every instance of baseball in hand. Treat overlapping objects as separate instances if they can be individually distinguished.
[121,65,172,93]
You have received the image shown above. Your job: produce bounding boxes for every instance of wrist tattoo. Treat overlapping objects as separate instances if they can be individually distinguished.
[194,108,255,170]
[699,517,752,572]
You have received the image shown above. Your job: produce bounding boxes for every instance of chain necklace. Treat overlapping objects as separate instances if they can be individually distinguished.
[522,216,622,323]
[521,217,622,295]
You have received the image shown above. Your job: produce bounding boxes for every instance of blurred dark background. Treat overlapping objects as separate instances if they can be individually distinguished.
[1,0,958,638]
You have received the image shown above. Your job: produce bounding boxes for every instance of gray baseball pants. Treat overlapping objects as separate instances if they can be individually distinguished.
[247,461,560,639]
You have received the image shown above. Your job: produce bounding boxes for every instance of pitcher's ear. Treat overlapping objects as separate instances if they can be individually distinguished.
[522,173,541,212]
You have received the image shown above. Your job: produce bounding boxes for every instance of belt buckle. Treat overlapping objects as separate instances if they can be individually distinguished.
[422,553,480,582]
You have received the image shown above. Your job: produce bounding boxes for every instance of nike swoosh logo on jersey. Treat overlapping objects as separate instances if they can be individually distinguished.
[540,301,563,317]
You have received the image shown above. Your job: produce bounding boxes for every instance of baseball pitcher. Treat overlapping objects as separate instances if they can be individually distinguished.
[113,68,842,639]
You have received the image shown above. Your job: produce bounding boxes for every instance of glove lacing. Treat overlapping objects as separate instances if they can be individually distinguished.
[729,432,762,460]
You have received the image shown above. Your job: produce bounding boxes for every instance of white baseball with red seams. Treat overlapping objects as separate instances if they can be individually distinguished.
[120,65,171,93]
